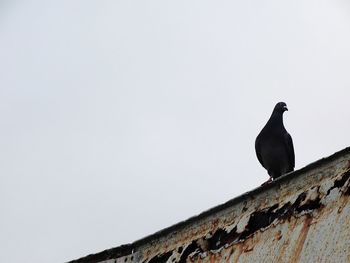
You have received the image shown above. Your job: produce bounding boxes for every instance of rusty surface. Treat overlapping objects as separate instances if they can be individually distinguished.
[69,147,350,263]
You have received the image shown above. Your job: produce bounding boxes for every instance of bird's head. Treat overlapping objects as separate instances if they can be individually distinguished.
[274,102,288,113]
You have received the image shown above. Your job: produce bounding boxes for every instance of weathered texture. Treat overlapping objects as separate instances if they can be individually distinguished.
[69,147,350,263]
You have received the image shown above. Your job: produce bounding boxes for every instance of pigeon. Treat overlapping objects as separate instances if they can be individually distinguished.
[255,102,295,180]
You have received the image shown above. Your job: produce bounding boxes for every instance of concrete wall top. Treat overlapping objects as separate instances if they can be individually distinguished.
[69,147,350,263]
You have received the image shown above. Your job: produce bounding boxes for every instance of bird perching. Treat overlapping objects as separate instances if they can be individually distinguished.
[255,102,295,181]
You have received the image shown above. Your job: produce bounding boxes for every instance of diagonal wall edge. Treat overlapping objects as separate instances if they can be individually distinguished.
[69,146,350,263]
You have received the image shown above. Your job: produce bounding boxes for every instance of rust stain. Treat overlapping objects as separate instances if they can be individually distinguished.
[209,253,216,263]
[231,244,243,263]
[275,230,282,241]
[276,217,299,263]
[338,195,350,214]
[243,246,254,253]
[242,238,255,253]
[276,237,290,263]
[228,246,235,257]
[291,216,313,263]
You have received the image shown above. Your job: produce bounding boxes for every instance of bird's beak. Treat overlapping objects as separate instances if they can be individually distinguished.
[283,106,288,111]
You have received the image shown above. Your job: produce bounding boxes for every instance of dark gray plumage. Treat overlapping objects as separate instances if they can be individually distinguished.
[255,102,295,179]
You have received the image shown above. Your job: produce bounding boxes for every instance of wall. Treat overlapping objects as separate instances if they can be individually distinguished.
[70,147,350,263]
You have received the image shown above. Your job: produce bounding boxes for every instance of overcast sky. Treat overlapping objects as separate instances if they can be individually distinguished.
[1,1,350,262]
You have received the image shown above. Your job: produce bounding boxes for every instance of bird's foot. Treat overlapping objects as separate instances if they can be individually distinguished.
[261,177,273,186]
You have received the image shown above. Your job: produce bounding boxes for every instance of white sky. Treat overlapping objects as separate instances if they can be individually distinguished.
[1,1,350,262]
